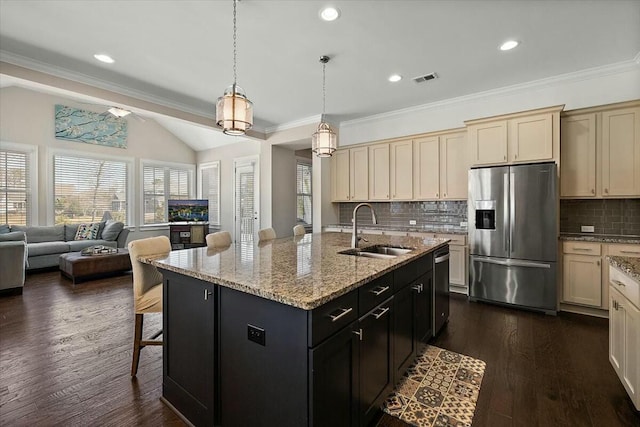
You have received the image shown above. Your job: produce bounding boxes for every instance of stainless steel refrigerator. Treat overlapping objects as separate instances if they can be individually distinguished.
[468,162,558,315]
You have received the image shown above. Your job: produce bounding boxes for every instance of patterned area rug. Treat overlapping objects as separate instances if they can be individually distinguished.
[383,345,486,427]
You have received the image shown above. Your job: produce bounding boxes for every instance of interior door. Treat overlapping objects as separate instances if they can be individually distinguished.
[234,160,259,244]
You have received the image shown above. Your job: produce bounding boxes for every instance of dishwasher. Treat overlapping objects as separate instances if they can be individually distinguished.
[433,245,450,336]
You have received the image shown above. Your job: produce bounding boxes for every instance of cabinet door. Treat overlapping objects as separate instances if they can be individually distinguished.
[390,140,413,200]
[350,147,369,201]
[449,245,466,287]
[601,107,640,197]
[509,113,553,162]
[368,144,390,200]
[562,254,602,307]
[468,121,508,165]
[413,136,440,199]
[332,150,350,201]
[414,273,432,345]
[560,114,597,197]
[610,286,640,408]
[359,298,394,427]
[163,274,217,427]
[440,132,468,199]
[393,285,415,384]
[310,321,359,427]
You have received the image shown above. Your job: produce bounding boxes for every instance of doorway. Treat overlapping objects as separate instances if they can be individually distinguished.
[233,158,259,244]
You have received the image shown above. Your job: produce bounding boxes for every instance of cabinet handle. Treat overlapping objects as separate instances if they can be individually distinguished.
[597,260,600,266]
[613,300,618,310]
[352,328,363,341]
[436,192,439,197]
[572,247,592,252]
[328,307,353,322]
[412,284,421,293]
[604,188,608,194]
[620,250,640,255]
[373,306,390,320]
[514,154,518,159]
[591,189,595,194]
[204,289,212,300]
[612,280,626,288]
[370,285,390,296]
[443,193,447,197]
[503,155,507,161]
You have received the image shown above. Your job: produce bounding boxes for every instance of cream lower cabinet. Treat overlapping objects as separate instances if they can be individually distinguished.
[562,242,602,307]
[609,266,640,411]
[409,232,468,294]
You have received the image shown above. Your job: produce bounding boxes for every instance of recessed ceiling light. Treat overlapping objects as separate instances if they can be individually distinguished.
[388,74,402,83]
[320,7,340,21]
[94,53,115,64]
[499,40,519,51]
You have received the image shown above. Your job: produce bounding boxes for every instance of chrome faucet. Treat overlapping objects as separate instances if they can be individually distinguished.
[351,203,378,248]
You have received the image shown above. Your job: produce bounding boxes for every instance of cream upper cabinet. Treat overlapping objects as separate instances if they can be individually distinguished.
[601,107,640,197]
[413,136,440,199]
[413,131,467,200]
[467,120,508,165]
[440,132,468,199]
[560,113,597,197]
[509,113,554,162]
[390,139,413,200]
[331,149,350,202]
[350,146,369,201]
[466,105,562,167]
[368,143,390,200]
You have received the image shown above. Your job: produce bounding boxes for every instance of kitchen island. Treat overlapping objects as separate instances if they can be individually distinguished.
[144,232,448,427]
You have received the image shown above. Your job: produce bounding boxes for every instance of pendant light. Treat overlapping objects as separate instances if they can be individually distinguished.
[312,56,337,157]
[216,0,253,135]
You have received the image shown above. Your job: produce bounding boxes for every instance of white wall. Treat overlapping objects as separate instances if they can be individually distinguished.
[0,86,196,241]
[339,63,640,145]
[270,145,296,237]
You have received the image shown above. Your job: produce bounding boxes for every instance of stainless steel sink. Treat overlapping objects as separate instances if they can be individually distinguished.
[338,245,414,259]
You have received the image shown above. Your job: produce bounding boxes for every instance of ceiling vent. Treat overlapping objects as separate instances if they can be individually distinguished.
[413,73,438,83]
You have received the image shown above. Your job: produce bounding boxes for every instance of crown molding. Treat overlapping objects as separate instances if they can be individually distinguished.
[340,55,640,129]
[264,114,322,134]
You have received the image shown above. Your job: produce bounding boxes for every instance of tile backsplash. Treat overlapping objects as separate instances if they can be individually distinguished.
[338,201,467,228]
[560,199,640,236]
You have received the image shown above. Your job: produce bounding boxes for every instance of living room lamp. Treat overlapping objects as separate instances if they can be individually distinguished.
[312,56,337,157]
[216,0,253,136]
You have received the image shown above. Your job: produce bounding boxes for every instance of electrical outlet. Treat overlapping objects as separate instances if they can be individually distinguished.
[409,220,417,225]
[581,225,595,233]
[460,221,468,227]
[247,324,266,346]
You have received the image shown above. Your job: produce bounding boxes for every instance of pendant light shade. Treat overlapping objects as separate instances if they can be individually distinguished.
[216,0,253,135]
[312,55,337,157]
[216,83,253,136]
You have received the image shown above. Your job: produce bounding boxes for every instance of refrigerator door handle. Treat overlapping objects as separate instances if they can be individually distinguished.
[510,171,515,255]
[472,256,552,269]
[503,172,509,253]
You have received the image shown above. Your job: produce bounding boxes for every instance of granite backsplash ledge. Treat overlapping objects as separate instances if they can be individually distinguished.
[560,199,640,236]
[338,201,467,230]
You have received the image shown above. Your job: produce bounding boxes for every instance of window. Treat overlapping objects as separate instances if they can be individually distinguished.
[1,145,35,226]
[199,162,220,226]
[54,154,128,224]
[296,161,312,225]
[142,162,194,225]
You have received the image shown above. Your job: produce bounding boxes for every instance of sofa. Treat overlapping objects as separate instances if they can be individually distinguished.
[0,229,27,294]
[2,221,129,271]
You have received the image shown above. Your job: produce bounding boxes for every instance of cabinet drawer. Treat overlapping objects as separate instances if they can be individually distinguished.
[608,244,640,258]
[359,272,394,314]
[563,241,601,256]
[610,265,640,309]
[308,289,358,348]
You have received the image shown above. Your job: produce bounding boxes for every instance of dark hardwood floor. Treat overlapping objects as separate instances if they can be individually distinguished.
[1,272,638,426]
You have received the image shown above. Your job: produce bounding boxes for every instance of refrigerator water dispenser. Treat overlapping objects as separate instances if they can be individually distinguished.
[474,201,496,230]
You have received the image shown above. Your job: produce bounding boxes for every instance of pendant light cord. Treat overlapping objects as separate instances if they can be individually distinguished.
[322,61,326,116]
[233,0,237,86]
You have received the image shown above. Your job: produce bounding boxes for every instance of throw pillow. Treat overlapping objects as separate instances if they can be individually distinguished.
[0,224,10,234]
[101,220,124,241]
[74,223,100,240]
[0,231,26,242]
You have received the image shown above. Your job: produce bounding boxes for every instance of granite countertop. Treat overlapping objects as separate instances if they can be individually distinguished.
[560,233,640,244]
[325,223,468,235]
[142,232,449,310]
[608,256,640,282]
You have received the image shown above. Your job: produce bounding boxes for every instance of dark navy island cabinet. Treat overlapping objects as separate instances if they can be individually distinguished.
[159,250,437,427]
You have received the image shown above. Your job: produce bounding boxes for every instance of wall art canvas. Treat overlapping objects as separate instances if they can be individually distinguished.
[55,104,128,148]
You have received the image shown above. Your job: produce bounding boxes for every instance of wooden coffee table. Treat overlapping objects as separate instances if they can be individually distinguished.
[59,249,132,284]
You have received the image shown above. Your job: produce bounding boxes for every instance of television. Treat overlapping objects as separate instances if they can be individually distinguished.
[168,199,209,223]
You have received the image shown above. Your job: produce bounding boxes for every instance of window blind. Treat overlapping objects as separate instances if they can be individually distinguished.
[0,149,30,225]
[143,164,192,224]
[201,162,220,225]
[54,155,127,224]
[296,162,312,225]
